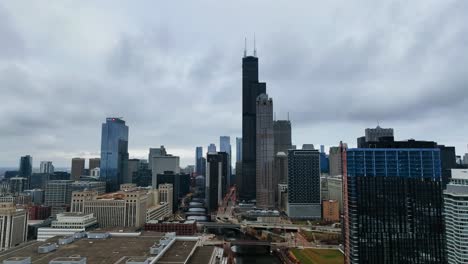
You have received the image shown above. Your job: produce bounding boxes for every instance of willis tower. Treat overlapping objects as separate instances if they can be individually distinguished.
[241,41,266,200]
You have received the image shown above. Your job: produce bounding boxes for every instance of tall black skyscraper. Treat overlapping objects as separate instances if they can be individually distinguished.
[19,155,32,188]
[241,48,266,200]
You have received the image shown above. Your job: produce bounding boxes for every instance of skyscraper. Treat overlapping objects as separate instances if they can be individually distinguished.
[273,120,292,155]
[127,159,140,184]
[256,94,274,209]
[357,125,394,147]
[40,161,54,174]
[149,146,180,188]
[206,152,226,212]
[220,136,232,188]
[89,158,100,172]
[287,147,321,219]
[343,147,446,263]
[195,146,204,176]
[100,117,129,192]
[329,145,346,176]
[148,146,167,169]
[207,143,217,153]
[0,203,28,251]
[19,155,32,187]
[241,50,266,200]
[71,158,85,181]
[445,169,468,264]
[236,137,242,162]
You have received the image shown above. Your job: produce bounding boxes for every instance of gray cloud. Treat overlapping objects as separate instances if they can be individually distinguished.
[0,1,467,167]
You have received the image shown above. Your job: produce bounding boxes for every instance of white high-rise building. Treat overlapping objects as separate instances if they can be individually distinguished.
[40,161,54,174]
[0,203,28,251]
[445,169,468,264]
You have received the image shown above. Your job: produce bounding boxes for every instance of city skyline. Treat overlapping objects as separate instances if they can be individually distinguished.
[2,1,468,168]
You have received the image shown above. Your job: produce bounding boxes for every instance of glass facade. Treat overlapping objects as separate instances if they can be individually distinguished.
[100,118,129,192]
[345,148,446,264]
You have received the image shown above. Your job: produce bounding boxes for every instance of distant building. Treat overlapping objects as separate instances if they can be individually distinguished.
[328,145,347,176]
[319,146,329,174]
[151,155,180,187]
[90,167,100,177]
[88,158,100,172]
[241,53,266,201]
[127,159,140,184]
[9,177,28,195]
[44,180,74,215]
[39,161,54,174]
[273,120,292,155]
[195,147,205,176]
[444,169,468,264]
[220,136,232,188]
[29,173,50,189]
[158,184,174,215]
[70,181,106,195]
[357,125,394,147]
[71,158,85,181]
[155,172,190,212]
[133,161,152,188]
[256,94,274,209]
[236,137,242,162]
[326,176,343,213]
[100,117,129,192]
[0,203,28,251]
[287,147,321,219]
[206,153,226,212]
[24,189,45,205]
[19,155,32,188]
[28,205,51,220]
[344,147,445,263]
[208,143,217,153]
[322,200,339,222]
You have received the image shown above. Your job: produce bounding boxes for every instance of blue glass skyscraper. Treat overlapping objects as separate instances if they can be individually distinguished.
[195,146,205,176]
[100,118,129,192]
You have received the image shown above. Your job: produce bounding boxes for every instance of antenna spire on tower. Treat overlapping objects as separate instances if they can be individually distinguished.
[244,37,247,57]
[253,33,257,57]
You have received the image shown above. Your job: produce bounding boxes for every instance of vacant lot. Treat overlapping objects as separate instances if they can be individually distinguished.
[291,248,344,264]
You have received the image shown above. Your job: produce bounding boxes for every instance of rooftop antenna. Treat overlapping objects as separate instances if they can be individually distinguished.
[287,112,290,121]
[274,112,276,121]
[244,37,247,57]
[253,33,257,57]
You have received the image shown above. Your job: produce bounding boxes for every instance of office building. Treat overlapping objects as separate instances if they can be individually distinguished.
[256,94,274,209]
[329,145,346,176]
[357,125,394,147]
[206,153,226,212]
[322,200,339,222]
[71,158,85,181]
[39,161,54,174]
[9,177,28,194]
[195,147,205,176]
[24,189,45,205]
[326,176,343,213]
[319,146,329,174]
[241,51,266,201]
[208,143,217,153]
[133,161,152,188]
[158,184,174,214]
[18,155,32,188]
[70,181,106,194]
[274,152,288,185]
[151,155,180,187]
[71,189,148,228]
[344,148,445,264]
[90,168,100,177]
[28,205,51,220]
[44,180,74,215]
[0,203,28,251]
[145,220,197,236]
[444,169,468,264]
[100,117,129,192]
[220,136,232,188]
[155,172,190,212]
[273,120,292,155]
[37,212,97,241]
[89,158,100,172]
[127,159,140,184]
[236,137,242,162]
[287,147,321,219]
[148,146,167,168]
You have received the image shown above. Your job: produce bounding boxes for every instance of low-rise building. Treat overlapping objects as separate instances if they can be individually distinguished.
[322,200,340,222]
[37,212,97,241]
[144,220,197,236]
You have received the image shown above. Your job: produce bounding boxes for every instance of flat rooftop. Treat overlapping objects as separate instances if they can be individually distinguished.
[187,246,216,264]
[156,240,197,264]
[0,233,163,264]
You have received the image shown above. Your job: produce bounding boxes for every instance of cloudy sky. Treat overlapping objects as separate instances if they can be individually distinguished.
[1,1,468,168]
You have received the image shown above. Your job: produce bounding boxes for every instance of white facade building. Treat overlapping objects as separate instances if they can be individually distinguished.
[37,212,97,241]
[0,203,28,251]
[445,169,468,264]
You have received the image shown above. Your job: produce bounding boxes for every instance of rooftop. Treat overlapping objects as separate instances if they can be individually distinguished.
[156,240,197,264]
[0,232,163,264]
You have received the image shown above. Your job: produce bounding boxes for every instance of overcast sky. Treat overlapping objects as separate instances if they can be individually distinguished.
[1,1,468,168]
